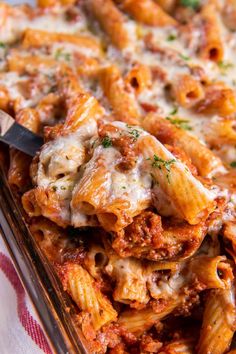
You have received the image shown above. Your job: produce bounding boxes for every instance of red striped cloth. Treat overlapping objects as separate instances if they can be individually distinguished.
[0,236,52,354]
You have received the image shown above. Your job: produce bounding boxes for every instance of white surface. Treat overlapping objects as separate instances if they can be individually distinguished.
[0,237,46,354]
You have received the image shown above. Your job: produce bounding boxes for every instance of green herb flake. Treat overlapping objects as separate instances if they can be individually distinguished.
[129,128,140,140]
[218,61,234,71]
[166,117,192,130]
[180,0,200,9]
[170,106,178,115]
[60,186,67,190]
[230,161,236,168]
[122,186,126,189]
[151,155,176,183]
[102,136,112,148]
[218,61,234,76]
[167,34,177,42]
[54,49,71,62]
[52,186,57,192]
[0,42,6,49]
[152,155,176,171]
[126,124,141,141]
[179,53,191,61]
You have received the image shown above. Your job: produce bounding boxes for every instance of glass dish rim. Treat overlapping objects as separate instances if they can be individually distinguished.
[0,153,90,354]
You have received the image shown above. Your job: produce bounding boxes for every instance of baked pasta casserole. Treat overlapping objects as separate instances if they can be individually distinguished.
[1,0,236,352]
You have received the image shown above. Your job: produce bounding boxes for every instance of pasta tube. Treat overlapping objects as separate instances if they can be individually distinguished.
[22,29,102,56]
[205,119,236,148]
[8,149,32,191]
[197,287,236,354]
[7,53,63,74]
[154,0,176,13]
[84,244,109,279]
[171,74,204,108]
[58,263,117,330]
[29,217,70,262]
[137,134,215,224]
[199,4,224,61]
[0,85,10,111]
[53,69,104,134]
[100,65,140,124]
[142,114,224,177]
[88,0,130,49]
[189,256,233,289]
[197,83,236,116]
[118,301,178,336]
[118,0,177,26]
[125,64,152,94]
[160,338,196,354]
[71,134,151,232]
[105,249,149,304]
[37,0,76,7]
[8,108,40,191]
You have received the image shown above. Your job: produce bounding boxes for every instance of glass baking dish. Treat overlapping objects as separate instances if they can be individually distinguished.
[1,1,236,352]
[0,144,90,354]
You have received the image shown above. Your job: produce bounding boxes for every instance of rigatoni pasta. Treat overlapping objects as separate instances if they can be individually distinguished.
[197,287,236,354]
[57,263,117,330]
[88,0,130,50]
[117,0,177,27]
[100,65,140,124]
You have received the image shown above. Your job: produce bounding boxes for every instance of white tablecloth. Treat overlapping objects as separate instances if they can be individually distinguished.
[0,236,52,354]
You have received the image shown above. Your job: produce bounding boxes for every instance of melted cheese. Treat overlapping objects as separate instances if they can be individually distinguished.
[0,1,235,230]
[1,2,235,168]
[0,5,87,43]
[34,119,215,229]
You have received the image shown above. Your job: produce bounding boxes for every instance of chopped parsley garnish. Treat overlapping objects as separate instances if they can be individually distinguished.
[218,61,234,75]
[167,34,177,42]
[102,136,112,148]
[151,155,176,183]
[122,186,126,189]
[129,128,140,140]
[179,53,191,61]
[166,117,192,130]
[54,49,71,62]
[60,186,67,190]
[0,42,6,48]
[126,124,141,141]
[180,0,200,9]
[169,106,178,115]
[152,155,176,170]
[52,186,57,191]
[230,161,236,168]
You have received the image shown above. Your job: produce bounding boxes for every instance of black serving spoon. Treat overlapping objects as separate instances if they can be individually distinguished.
[0,109,43,156]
